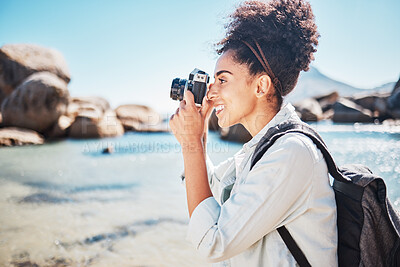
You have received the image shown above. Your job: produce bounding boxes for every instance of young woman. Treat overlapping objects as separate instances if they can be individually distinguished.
[169,0,338,266]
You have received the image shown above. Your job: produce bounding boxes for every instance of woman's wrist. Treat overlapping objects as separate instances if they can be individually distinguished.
[182,139,204,155]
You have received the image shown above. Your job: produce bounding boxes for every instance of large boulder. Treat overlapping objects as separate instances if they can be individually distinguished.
[315,91,339,112]
[67,96,110,118]
[47,96,110,139]
[387,77,400,119]
[69,109,124,139]
[46,115,74,139]
[220,124,252,143]
[115,104,165,132]
[391,76,400,95]
[208,109,220,132]
[0,91,6,108]
[0,44,70,104]
[293,98,323,122]
[1,72,69,134]
[332,98,374,123]
[118,120,169,132]
[350,93,391,120]
[0,127,44,146]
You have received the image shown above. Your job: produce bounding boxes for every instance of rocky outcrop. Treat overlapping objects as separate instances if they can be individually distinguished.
[68,97,124,138]
[68,96,110,118]
[1,72,69,134]
[115,104,166,132]
[69,109,124,139]
[0,44,70,104]
[208,110,220,132]
[350,93,391,120]
[315,91,339,112]
[391,77,400,95]
[293,98,323,122]
[291,89,398,124]
[0,43,178,145]
[43,96,126,139]
[220,124,252,143]
[0,127,44,146]
[387,77,400,119]
[46,115,74,139]
[388,106,400,119]
[332,98,374,123]
[122,120,169,132]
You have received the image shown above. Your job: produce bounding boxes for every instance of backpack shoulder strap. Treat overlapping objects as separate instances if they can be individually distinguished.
[250,120,350,183]
[249,120,349,267]
[277,226,312,267]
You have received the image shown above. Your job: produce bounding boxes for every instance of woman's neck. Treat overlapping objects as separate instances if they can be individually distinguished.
[241,103,280,137]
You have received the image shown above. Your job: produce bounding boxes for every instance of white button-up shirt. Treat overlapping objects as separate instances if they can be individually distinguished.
[186,103,338,266]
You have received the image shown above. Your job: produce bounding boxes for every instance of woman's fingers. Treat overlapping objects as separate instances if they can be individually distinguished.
[183,90,195,107]
[170,107,179,124]
[200,96,214,119]
[170,90,205,141]
[179,100,186,111]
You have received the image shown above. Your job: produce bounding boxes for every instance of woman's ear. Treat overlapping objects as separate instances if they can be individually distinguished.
[255,74,272,98]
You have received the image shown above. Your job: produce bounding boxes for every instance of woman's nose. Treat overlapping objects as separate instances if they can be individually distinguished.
[207,82,217,100]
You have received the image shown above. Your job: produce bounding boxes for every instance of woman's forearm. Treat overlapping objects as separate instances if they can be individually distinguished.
[182,140,212,217]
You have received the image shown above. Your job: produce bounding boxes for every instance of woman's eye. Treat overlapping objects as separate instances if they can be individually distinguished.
[219,78,226,84]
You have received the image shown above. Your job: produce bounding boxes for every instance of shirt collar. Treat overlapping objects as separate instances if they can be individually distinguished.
[242,102,298,151]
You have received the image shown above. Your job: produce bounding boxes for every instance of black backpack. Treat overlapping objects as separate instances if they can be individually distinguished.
[250,120,400,267]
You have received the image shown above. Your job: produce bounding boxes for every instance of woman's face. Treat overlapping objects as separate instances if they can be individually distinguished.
[207,50,259,128]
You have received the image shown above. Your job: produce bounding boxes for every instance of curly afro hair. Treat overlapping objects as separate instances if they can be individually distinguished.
[216,0,319,106]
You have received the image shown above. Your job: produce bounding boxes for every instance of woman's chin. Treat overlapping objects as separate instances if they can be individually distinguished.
[217,117,234,128]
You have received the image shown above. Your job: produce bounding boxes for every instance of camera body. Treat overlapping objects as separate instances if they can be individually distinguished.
[170,68,210,105]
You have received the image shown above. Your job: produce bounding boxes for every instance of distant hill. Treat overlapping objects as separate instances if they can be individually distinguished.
[286,67,396,103]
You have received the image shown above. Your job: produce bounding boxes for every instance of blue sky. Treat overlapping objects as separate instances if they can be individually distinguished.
[1,0,399,113]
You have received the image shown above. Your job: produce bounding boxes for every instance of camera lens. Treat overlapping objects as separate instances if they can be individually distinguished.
[170,78,187,101]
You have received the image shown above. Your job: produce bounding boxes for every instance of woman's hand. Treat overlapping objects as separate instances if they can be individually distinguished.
[170,90,214,217]
[169,91,213,150]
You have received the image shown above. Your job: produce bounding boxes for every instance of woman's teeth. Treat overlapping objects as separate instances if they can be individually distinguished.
[216,105,224,114]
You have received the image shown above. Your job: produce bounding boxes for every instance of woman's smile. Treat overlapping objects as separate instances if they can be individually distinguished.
[215,104,225,115]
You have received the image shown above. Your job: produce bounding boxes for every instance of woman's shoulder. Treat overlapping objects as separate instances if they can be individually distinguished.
[262,131,324,165]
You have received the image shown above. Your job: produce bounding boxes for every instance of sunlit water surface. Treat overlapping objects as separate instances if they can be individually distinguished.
[0,123,399,266]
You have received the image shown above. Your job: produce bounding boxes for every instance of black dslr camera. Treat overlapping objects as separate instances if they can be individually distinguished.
[170,68,210,105]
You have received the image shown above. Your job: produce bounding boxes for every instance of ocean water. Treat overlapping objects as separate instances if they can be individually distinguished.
[0,124,399,266]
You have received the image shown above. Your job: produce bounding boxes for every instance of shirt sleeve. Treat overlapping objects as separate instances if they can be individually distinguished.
[186,133,316,263]
[205,154,235,204]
